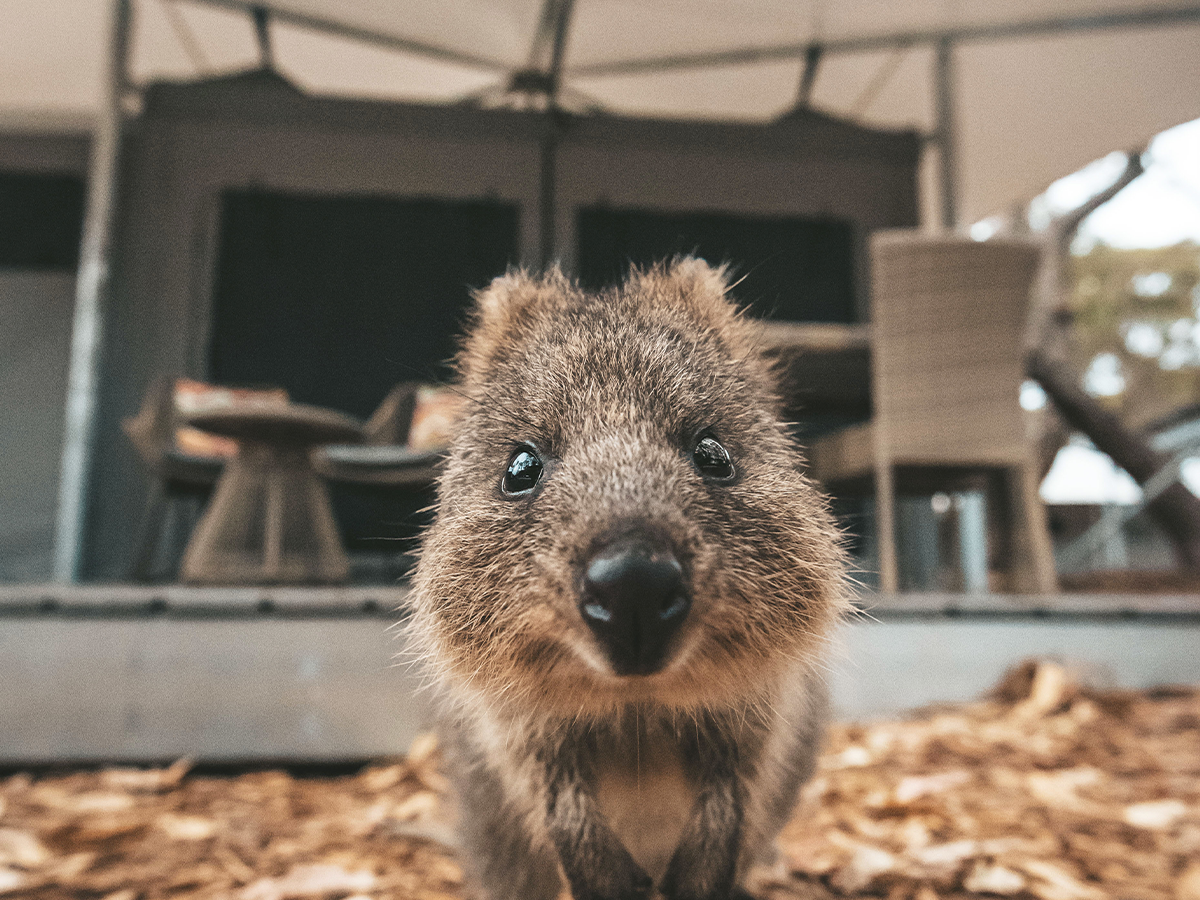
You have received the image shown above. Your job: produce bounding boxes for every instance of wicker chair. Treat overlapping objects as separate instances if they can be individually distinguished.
[808,231,1057,594]
[123,379,225,581]
[311,382,449,488]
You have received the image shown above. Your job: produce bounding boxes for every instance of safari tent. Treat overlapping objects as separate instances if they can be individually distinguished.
[1,0,1198,761]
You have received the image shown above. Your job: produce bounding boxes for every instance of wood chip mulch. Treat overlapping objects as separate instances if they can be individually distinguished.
[1,661,1197,900]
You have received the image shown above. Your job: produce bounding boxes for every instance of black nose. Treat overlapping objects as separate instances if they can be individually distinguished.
[579,537,690,675]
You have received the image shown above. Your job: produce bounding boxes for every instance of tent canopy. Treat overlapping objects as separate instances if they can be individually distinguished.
[4,0,1200,223]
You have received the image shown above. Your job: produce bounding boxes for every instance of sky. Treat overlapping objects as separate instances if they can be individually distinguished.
[1031,117,1200,252]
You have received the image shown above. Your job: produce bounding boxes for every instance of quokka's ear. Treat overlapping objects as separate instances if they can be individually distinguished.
[625,256,739,323]
[663,256,735,302]
[638,257,784,401]
[625,256,755,345]
[457,267,575,381]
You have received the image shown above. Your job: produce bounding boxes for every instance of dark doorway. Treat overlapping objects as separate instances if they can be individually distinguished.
[210,190,520,418]
[577,206,858,323]
[0,171,85,269]
[209,190,519,568]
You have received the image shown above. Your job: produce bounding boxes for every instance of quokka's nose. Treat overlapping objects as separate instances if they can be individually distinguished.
[579,537,690,675]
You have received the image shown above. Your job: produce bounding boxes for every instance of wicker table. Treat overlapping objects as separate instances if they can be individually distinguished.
[180,404,363,585]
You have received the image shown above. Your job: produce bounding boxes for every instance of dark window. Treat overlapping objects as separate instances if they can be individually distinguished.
[210,190,519,419]
[577,207,858,323]
[0,172,85,269]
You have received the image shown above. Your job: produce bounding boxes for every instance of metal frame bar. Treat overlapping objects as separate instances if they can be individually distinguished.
[1061,438,1200,570]
[545,0,575,94]
[181,0,512,72]
[539,116,561,268]
[52,0,134,583]
[532,0,576,267]
[252,5,273,69]
[524,0,576,82]
[161,0,211,73]
[794,44,823,108]
[934,38,958,228]
[848,45,908,117]
[567,6,1200,76]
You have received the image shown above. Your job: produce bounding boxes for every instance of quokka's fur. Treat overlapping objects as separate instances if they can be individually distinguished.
[409,259,849,900]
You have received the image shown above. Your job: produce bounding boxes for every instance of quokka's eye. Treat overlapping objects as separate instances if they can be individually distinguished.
[692,433,735,481]
[501,445,544,496]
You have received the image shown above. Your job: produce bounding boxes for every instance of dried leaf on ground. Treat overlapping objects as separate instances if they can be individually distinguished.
[0,660,1195,900]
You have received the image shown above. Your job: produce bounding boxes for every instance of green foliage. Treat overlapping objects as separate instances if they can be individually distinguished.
[1067,241,1200,429]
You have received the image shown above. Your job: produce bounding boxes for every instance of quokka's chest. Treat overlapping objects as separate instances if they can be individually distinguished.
[590,728,700,881]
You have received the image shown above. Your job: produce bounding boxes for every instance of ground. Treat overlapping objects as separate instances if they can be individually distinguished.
[0,662,1197,900]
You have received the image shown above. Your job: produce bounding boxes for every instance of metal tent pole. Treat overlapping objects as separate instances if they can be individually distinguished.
[569,6,1200,77]
[52,0,133,582]
[794,45,824,108]
[934,38,958,229]
[252,5,274,70]
[539,121,561,269]
[528,0,575,268]
[191,0,509,71]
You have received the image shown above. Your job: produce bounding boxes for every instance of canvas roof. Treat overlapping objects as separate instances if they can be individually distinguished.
[4,0,1200,224]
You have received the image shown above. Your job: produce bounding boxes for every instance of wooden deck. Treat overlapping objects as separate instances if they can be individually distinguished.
[2,584,1198,765]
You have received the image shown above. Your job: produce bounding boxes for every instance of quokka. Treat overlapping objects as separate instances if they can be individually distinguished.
[410,258,848,900]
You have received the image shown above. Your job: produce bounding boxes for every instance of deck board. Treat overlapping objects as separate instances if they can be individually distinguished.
[1,585,1197,763]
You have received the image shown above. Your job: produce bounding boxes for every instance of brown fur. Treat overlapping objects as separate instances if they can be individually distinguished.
[409,259,848,900]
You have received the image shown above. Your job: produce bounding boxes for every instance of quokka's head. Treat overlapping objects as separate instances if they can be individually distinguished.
[410,259,847,717]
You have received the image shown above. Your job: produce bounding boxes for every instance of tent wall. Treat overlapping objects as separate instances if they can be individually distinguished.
[0,272,77,581]
[70,74,917,579]
[0,132,90,174]
[556,113,919,258]
[0,131,89,582]
[556,112,919,320]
